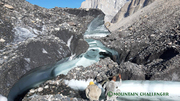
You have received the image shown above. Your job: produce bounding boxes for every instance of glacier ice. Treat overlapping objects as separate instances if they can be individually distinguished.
[13,27,37,43]
[64,79,94,91]
[64,80,180,101]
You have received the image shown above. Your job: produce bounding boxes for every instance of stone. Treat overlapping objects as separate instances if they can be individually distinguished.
[68,22,76,26]
[108,64,114,68]
[29,89,35,93]
[44,85,49,89]
[3,4,14,9]
[0,38,5,43]
[0,2,4,6]
[55,28,60,31]
[38,87,43,92]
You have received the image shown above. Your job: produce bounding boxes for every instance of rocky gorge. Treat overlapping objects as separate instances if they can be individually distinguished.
[0,0,180,101]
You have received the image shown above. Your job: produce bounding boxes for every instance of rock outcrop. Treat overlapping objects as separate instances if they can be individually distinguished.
[81,0,127,22]
[111,0,155,24]
[0,0,104,97]
[101,0,180,80]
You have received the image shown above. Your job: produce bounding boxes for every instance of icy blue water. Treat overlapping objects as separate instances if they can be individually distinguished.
[84,15,109,38]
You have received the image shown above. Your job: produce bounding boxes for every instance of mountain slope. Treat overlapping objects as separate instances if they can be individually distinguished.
[81,0,127,22]
[111,0,155,24]
[101,0,180,81]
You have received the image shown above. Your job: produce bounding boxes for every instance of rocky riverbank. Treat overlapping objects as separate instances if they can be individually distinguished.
[23,57,146,100]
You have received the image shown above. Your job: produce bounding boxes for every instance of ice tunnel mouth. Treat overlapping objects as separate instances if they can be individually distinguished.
[131,47,179,66]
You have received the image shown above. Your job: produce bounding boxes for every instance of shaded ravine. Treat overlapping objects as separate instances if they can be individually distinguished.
[8,15,119,101]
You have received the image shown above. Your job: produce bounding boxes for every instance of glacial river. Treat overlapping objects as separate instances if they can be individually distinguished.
[8,15,180,101]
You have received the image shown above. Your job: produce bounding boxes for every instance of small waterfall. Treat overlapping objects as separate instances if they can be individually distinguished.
[84,15,110,38]
[67,35,73,48]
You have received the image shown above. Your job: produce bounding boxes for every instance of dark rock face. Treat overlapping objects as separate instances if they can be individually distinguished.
[17,36,71,68]
[52,30,89,56]
[0,0,104,97]
[101,0,180,81]
[0,36,71,97]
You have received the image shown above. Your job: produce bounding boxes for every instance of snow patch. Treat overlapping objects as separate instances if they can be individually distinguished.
[0,95,7,101]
